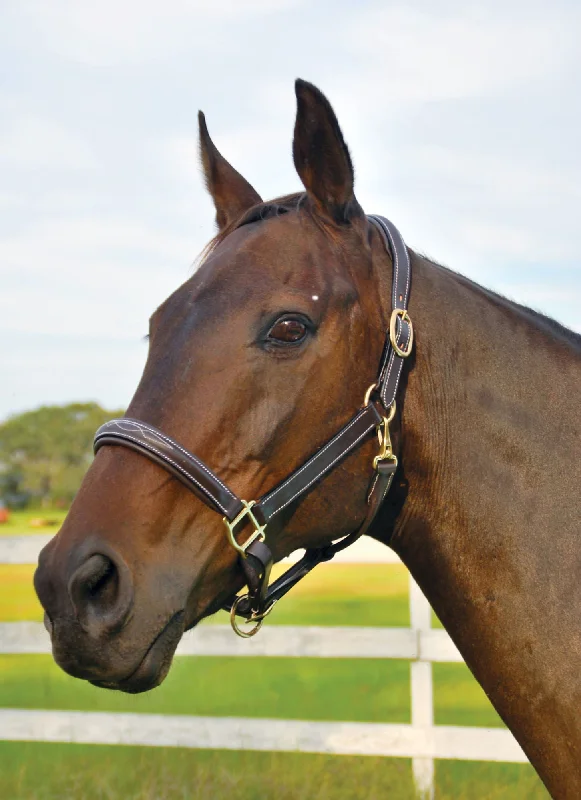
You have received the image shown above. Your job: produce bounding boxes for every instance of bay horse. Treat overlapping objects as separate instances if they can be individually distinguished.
[34,80,581,798]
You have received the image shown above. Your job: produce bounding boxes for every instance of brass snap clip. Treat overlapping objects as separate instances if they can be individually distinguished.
[374,401,397,470]
[390,309,413,358]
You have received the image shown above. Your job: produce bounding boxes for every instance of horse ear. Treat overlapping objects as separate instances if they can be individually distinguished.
[198,111,262,231]
[292,79,363,224]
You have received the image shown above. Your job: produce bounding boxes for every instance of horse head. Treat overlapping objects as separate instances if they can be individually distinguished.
[34,81,398,693]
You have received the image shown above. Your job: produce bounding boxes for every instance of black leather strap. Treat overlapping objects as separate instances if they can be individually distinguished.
[239,538,273,615]
[94,405,384,528]
[94,419,245,520]
[368,215,412,409]
[255,403,383,523]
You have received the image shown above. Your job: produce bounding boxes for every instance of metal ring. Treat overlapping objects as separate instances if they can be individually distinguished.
[389,309,413,358]
[229,596,277,639]
[363,383,378,407]
[230,595,264,638]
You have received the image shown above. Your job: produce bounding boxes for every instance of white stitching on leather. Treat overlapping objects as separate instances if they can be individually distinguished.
[370,216,398,310]
[369,216,411,401]
[95,430,231,516]
[268,420,377,519]
[109,419,237,501]
[381,324,400,401]
[367,465,395,507]
[381,349,404,407]
[378,473,395,505]
[403,245,410,307]
[262,409,370,505]
[381,319,411,406]
[367,471,380,504]
[382,357,404,407]
[388,222,400,310]
[376,216,410,309]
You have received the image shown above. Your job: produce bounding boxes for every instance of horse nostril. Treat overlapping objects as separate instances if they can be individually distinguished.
[85,554,115,600]
[68,552,134,638]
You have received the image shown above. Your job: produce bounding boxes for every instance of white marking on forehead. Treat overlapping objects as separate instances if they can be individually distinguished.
[312,295,319,301]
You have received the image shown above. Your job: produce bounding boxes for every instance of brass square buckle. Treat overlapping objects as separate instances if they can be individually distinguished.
[223,500,266,556]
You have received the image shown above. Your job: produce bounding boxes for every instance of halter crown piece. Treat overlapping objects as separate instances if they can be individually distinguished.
[94,215,413,637]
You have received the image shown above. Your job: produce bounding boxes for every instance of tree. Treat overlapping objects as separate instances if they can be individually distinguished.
[0,403,124,508]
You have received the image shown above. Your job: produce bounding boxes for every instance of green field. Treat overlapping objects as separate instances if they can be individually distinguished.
[0,743,545,800]
[0,541,547,798]
[0,508,68,536]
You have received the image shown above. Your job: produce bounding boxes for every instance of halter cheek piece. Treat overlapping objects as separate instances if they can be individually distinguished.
[94,216,413,638]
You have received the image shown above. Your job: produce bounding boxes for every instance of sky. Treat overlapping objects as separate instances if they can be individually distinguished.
[1,0,580,420]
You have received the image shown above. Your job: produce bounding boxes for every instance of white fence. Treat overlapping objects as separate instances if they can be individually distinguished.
[0,535,527,798]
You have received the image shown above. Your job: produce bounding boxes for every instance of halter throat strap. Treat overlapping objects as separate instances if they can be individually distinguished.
[93,214,412,637]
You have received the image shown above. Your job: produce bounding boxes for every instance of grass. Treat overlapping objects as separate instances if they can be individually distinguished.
[0,743,546,800]
[0,653,505,729]
[0,654,412,723]
[0,508,67,537]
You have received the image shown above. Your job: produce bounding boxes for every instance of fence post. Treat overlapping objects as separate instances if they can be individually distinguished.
[409,576,435,799]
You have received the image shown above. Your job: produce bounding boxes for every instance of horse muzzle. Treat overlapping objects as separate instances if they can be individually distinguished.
[34,533,186,693]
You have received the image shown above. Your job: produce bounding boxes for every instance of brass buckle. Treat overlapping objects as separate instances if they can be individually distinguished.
[374,402,398,470]
[230,595,277,638]
[389,309,413,358]
[223,500,266,556]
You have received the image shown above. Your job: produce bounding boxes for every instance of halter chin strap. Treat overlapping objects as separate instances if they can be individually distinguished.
[93,215,412,637]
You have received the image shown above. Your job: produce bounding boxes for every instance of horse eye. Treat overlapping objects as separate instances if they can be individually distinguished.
[267,318,308,344]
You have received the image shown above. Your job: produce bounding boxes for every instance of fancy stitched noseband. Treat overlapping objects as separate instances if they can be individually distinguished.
[94,215,413,637]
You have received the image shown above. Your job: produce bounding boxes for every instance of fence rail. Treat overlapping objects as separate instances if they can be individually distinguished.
[2,534,400,565]
[0,534,528,799]
[0,621,463,661]
[0,534,53,564]
[0,709,526,763]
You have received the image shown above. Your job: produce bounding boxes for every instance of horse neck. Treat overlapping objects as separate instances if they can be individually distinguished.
[389,253,581,795]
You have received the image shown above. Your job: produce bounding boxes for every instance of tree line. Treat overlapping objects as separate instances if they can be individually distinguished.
[0,403,123,508]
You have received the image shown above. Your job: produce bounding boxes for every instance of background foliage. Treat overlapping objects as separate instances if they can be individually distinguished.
[0,403,123,508]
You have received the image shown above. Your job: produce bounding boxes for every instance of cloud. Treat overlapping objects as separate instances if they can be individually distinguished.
[377,144,581,263]
[0,0,579,419]
[2,332,148,417]
[408,146,580,208]
[341,3,579,104]
[0,216,199,339]
[0,116,96,171]
[11,0,304,67]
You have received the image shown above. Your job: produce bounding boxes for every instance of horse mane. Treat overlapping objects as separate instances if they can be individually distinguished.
[419,253,581,352]
[522,305,581,349]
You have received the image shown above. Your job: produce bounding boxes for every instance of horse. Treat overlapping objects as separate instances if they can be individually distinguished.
[34,79,581,798]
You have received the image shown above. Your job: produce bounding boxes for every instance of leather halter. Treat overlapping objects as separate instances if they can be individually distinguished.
[94,215,413,637]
